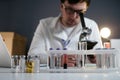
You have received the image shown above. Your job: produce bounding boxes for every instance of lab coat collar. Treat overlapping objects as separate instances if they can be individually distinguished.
[48,15,67,40]
[51,15,82,41]
[53,25,68,41]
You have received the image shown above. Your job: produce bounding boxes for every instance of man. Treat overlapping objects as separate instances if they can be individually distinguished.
[28,0,103,66]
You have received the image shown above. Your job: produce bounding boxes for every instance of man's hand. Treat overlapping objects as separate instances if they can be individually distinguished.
[61,54,77,67]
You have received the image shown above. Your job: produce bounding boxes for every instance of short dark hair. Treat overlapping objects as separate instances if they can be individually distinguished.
[60,0,91,6]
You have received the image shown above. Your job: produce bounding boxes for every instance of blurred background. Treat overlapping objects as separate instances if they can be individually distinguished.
[0,0,120,52]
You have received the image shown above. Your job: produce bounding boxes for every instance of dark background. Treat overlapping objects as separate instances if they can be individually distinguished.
[0,0,120,52]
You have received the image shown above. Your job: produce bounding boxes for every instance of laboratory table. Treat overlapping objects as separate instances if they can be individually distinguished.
[0,68,120,80]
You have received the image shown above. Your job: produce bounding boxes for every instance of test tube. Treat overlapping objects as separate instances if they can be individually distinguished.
[63,48,67,69]
[19,55,26,73]
[49,48,55,69]
[63,54,67,69]
[76,54,82,68]
[56,48,61,69]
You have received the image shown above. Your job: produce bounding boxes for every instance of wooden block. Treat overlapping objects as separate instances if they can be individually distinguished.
[0,32,27,56]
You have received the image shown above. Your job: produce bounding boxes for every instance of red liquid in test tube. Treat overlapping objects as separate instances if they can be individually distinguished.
[63,54,67,69]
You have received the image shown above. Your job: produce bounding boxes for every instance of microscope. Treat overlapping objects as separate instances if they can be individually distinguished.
[78,12,97,50]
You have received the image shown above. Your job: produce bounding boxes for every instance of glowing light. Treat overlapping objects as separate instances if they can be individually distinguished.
[100,27,111,38]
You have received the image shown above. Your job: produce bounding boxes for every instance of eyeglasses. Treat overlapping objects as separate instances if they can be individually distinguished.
[63,4,86,15]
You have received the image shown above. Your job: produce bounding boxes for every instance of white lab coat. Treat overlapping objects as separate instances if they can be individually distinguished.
[28,15,103,63]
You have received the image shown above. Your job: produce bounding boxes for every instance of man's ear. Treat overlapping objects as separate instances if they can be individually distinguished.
[60,3,63,8]
[60,4,63,11]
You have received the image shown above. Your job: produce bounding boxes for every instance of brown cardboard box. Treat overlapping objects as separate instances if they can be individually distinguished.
[0,32,27,56]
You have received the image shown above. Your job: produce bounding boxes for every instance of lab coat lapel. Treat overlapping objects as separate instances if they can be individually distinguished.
[50,16,68,41]
[53,26,68,41]
[48,15,83,49]
[52,20,82,42]
[46,15,68,48]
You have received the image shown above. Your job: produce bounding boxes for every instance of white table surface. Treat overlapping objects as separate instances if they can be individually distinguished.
[0,68,120,80]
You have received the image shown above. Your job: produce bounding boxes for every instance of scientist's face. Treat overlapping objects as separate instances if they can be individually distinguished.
[60,1,88,27]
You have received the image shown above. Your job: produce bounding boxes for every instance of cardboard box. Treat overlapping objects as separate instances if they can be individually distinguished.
[0,32,27,56]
